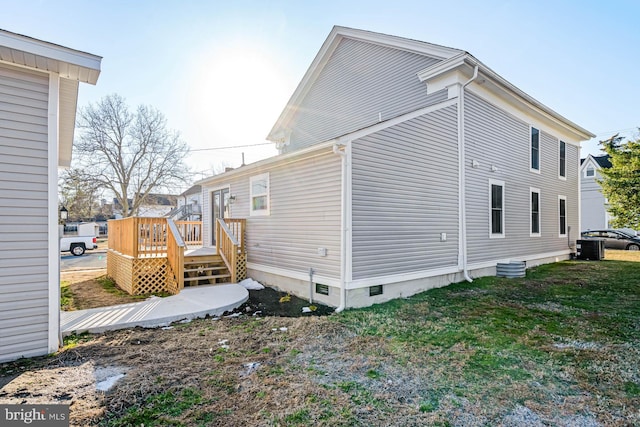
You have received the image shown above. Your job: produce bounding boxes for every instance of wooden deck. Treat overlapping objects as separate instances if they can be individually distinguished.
[107,217,246,295]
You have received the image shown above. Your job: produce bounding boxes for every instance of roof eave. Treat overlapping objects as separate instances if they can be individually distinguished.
[417,54,595,141]
[0,29,102,84]
[0,29,102,168]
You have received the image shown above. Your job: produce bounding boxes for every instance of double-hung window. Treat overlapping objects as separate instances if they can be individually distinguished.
[559,140,566,179]
[531,127,540,172]
[250,173,270,216]
[558,195,567,237]
[490,179,505,238]
[531,188,540,236]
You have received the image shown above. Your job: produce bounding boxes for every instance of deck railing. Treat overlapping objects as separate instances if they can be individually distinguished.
[108,217,203,257]
[175,221,202,246]
[166,218,185,292]
[215,218,246,283]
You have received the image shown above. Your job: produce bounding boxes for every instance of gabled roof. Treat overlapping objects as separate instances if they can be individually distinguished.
[267,26,594,145]
[0,29,102,167]
[267,26,463,142]
[180,184,202,197]
[580,154,611,169]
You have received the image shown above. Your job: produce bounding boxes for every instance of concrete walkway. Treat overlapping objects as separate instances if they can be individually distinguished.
[61,284,248,337]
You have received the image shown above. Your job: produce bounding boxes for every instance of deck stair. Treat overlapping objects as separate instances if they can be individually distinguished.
[183,254,230,286]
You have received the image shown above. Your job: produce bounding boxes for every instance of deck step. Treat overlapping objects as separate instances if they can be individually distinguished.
[184,260,224,267]
[184,266,227,274]
[183,274,231,282]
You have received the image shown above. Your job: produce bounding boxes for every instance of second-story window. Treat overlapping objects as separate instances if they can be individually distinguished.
[559,141,566,178]
[531,127,540,171]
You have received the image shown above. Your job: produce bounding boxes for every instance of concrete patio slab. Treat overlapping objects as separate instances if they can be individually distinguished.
[61,284,248,337]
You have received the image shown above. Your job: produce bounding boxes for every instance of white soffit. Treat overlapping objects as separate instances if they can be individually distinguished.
[0,29,101,84]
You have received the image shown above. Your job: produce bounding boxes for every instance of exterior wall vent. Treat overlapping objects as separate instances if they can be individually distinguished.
[315,283,329,295]
[496,261,526,278]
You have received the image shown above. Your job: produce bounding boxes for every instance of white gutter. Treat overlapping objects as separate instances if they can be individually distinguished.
[333,143,348,312]
[459,65,478,283]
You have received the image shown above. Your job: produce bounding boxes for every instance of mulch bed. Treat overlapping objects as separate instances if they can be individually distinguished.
[231,286,335,317]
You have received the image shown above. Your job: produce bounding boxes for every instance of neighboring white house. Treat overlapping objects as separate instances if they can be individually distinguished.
[170,184,202,221]
[0,29,101,362]
[112,194,178,218]
[197,26,594,309]
[580,154,611,230]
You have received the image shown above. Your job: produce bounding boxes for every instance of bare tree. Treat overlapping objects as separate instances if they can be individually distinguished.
[59,168,102,221]
[75,94,190,217]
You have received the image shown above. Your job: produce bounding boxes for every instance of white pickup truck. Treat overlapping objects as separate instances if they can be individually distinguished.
[60,236,98,256]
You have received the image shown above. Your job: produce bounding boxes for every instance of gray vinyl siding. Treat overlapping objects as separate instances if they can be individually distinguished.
[0,63,50,363]
[351,105,459,279]
[464,92,580,264]
[581,167,608,230]
[284,38,446,152]
[202,151,342,280]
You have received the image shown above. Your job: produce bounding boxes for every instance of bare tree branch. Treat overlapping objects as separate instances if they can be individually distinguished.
[74,94,190,217]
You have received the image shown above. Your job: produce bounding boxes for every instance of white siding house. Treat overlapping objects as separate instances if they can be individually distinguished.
[0,30,101,363]
[198,26,594,309]
[580,154,611,230]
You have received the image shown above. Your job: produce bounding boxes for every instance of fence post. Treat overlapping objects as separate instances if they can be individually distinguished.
[132,217,139,258]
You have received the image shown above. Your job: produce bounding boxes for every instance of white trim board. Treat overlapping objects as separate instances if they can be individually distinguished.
[47,72,61,354]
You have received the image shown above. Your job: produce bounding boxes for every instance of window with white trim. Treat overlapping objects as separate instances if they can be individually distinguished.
[559,140,566,178]
[559,195,567,237]
[586,167,595,177]
[490,179,505,238]
[250,173,270,216]
[531,127,540,172]
[531,188,540,236]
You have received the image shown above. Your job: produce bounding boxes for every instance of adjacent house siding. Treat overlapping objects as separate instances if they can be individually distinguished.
[351,104,460,280]
[283,38,446,153]
[464,92,579,265]
[581,166,608,230]
[202,150,342,280]
[0,63,50,363]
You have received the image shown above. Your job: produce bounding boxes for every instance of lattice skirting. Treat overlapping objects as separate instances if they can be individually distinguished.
[107,250,179,295]
[236,253,247,282]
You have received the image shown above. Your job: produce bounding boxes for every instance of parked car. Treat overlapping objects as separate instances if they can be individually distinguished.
[60,235,98,256]
[580,229,640,251]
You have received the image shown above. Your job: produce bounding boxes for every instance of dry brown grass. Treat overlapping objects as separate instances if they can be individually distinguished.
[605,249,640,262]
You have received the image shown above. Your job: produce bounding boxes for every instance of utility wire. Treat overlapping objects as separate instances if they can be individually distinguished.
[189,142,273,152]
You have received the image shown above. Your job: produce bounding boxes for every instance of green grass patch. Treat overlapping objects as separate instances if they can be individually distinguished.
[104,388,204,427]
[335,260,640,405]
[60,280,74,311]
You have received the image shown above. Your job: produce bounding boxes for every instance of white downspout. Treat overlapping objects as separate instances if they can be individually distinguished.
[459,65,479,283]
[333,143,348,312]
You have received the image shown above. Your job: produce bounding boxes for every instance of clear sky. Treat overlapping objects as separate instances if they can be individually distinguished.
[4,0,639,188]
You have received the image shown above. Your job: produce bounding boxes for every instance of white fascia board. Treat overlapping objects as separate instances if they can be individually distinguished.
[333,26,462,60]
[579,154,597,172]
[267,26,463,141]
[196,142,337,186]
[0,29,101,84]
[417,54,595,142]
